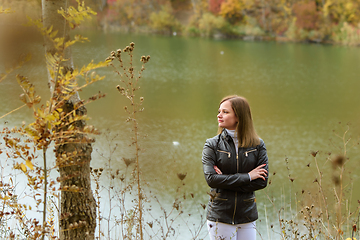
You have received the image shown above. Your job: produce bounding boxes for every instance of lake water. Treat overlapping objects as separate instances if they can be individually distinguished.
[1,31,360,239]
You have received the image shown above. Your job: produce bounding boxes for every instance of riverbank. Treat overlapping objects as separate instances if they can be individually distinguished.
[99,1,360,47]
[96,21,359,47]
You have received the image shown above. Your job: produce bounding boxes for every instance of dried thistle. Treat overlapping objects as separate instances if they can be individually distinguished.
[177,172,187,181]
[123,157,135,167]
[147,221,153,228]
[332,155,345,169]
[310,150,319,157]
[173,200,180,210]
[140,55,150,63]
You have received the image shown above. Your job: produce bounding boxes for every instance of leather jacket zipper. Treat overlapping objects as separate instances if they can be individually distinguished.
[215,197,228,201]
[232,152,239,224]
[244,197,256,202]
[217,150,231,158]
[244,149,257,157]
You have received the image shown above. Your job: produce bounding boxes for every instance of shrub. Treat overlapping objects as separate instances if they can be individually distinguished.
[150,5,182,34]
[233,17,265,37]
[234,24,265,37]
[185,25,201,36]
[198,12,228,37]
[331,22,360,46]
[219,0,245,24]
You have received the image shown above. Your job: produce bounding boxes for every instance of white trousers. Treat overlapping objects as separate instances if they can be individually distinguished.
[207,220,256,240]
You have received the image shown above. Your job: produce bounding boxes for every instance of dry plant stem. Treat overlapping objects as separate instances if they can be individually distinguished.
[265,205,271,240]
[0,104,26,119]
[41,98,54,240]
[107,180,111,238]
[108,44,149,239]
[132,85,143,240]
[152,196,180,239]
[333,125,350,238]
[120,168,130,239]
[106,145,114,239]
[96,175,101,240]
[42,146,48,240]
[313,155,331,237]
[179,211,206,240]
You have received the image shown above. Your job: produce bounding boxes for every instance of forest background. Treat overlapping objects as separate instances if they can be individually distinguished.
[3,0,360,46]
[104,0,360,46]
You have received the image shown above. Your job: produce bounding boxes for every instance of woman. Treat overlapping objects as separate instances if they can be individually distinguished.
[202,95,269,240]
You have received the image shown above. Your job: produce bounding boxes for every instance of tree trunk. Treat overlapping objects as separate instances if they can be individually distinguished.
[41,1,96,239]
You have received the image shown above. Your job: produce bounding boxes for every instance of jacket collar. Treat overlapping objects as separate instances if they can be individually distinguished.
[220,128,232,142]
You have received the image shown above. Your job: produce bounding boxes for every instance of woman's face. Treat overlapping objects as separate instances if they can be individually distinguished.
[217,100,238,130]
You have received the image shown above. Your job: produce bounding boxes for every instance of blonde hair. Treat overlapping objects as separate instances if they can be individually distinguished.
[217,95,260,147]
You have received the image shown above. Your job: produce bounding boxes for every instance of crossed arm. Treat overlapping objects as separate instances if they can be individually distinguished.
[214,163,267,181]
[202,139,269,192]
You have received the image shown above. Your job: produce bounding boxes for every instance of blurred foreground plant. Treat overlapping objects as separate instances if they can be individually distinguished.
[0,0,109,239]
[106,42,149,239]
[264,123,360,240]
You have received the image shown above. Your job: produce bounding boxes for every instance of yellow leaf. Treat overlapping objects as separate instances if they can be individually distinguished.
[50,30,58,39]
[26,160,34,170]
[46,25,53,35]
[3,196,10,201]
[45,114,56,122]
[37,108,46,119]
[20,163,27,172]
[0,7,12,14]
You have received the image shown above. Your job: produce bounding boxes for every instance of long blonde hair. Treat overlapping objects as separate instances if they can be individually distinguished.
[217,95,260,147]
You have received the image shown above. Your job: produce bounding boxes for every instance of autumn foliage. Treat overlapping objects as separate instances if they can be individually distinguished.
[209,0,225,14]
[219,0,245,24]
[293,1,320,30]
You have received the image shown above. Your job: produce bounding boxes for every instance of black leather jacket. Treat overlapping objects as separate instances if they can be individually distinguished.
[202,129,269,224]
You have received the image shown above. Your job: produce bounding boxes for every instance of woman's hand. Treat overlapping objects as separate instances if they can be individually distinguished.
[214,164,268,181]
[214,166,222,174]
[249,164,267,181]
